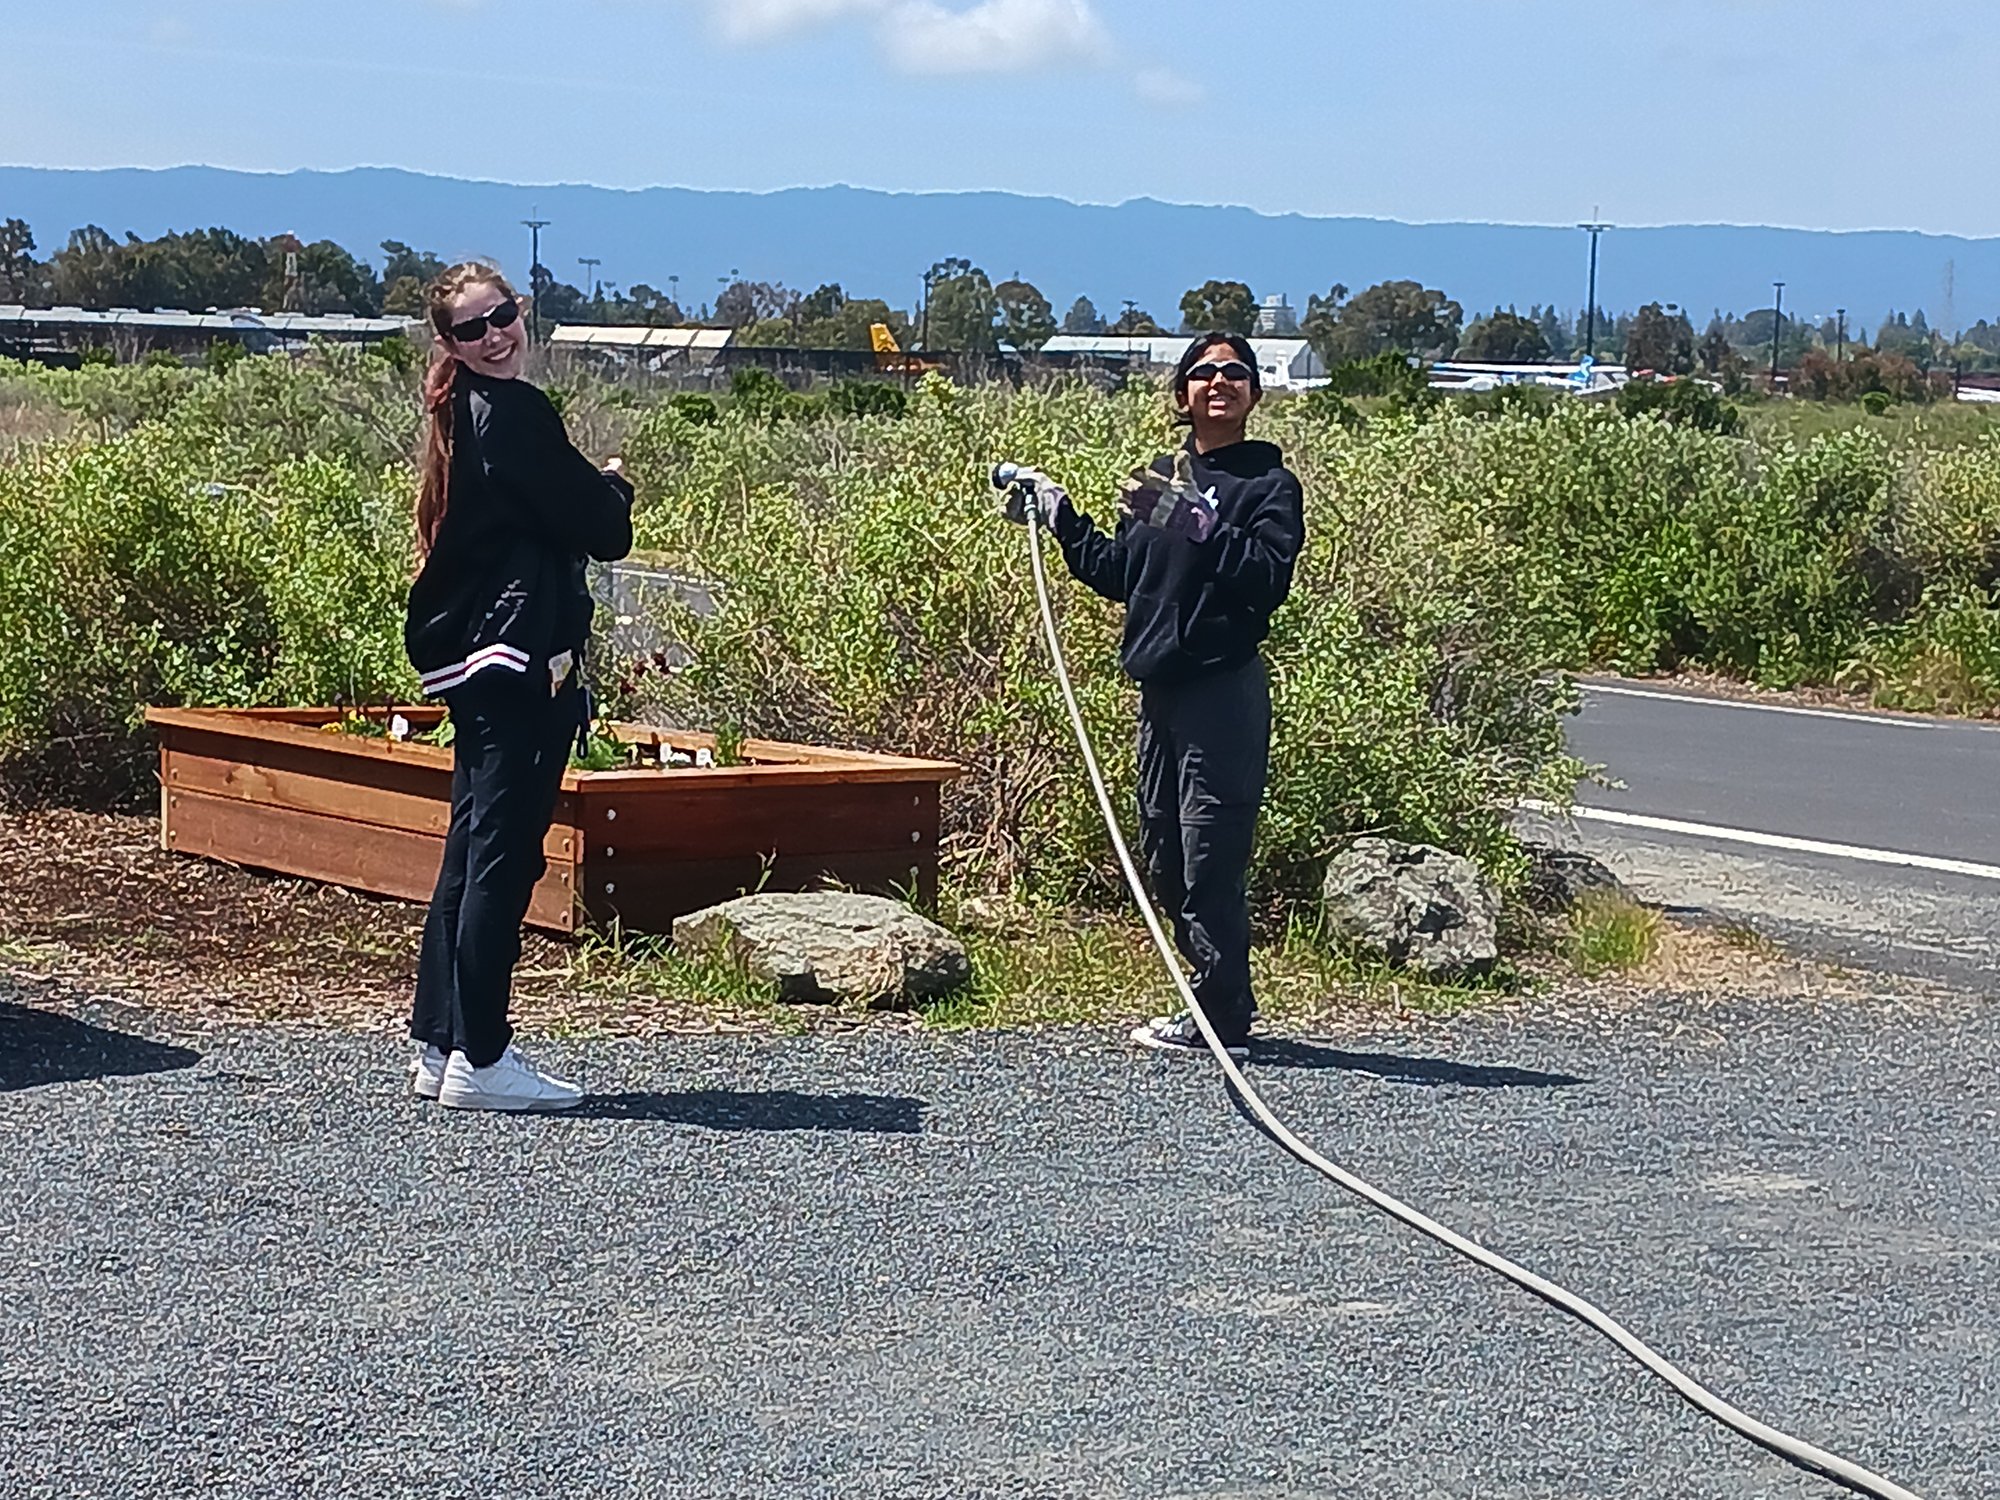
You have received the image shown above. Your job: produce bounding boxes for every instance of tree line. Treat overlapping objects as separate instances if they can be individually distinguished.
[4,215,1996,374]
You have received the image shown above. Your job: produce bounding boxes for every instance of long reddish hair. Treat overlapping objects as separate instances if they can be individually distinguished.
[415,262,520,560]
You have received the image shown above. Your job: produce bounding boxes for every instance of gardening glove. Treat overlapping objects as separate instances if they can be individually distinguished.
[1118,449,1216,542]
[997,465,1068,529]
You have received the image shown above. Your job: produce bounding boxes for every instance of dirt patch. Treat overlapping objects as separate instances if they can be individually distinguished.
[0,810,778,1037]
[0,810,1920,1046]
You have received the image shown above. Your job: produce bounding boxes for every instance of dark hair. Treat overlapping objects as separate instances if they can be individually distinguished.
[1172,331,1262,403]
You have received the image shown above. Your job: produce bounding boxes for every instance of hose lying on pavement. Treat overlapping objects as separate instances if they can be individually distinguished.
[1016,506,1923,1500]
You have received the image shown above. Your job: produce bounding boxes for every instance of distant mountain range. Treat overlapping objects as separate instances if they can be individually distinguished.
[3,165,1996,331]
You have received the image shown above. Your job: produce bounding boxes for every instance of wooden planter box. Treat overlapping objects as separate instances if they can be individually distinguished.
[145,706,959,935]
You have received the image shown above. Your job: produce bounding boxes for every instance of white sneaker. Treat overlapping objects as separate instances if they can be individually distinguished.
[1129,1011,1248,1061]
[412,1045,449,1099]
[436,1046,584,1113]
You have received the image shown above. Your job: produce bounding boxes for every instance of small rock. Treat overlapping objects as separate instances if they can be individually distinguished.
[1519,842,1629,914]
[1320,837,1501,979]
[672,892,970,1006]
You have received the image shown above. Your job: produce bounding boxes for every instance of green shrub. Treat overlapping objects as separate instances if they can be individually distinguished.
[666,392,719,426]
[1293,388,1364,431]
[619,377,1581,904]
[1452,383,1559,422]
[727,367,804,421]
[0,426,415,804]
[367,333,420,375]
[1617,376,1742,435]
[1861,389,1894,417]
[827,379,908,420]
[1680,430,1902,683]
[205,339,248,375]
[7,352,2000,904]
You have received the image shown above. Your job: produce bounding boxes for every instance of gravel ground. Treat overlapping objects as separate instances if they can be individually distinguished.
[2,982,1994,1500]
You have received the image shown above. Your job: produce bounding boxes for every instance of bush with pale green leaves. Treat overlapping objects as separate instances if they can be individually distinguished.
[4,352,2000,913]
[616,378,1582,903]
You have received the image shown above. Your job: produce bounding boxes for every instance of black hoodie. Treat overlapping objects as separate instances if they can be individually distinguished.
[1052,438,1304,685]
[405,370,634,696]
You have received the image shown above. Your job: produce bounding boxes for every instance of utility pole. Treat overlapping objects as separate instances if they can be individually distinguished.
[520,210,550,344]
[1835,307,1846,363]
[578,256,601,311]
[1578,217,1612,359]
[1770,281,1786,390]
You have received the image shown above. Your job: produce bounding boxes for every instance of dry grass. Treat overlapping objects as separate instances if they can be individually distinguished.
[0,385,72,452]
[0,810,1882,1045]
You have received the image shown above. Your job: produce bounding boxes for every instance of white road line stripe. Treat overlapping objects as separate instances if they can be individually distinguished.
[1578,681,1953,730]
[1541,802,2000,883]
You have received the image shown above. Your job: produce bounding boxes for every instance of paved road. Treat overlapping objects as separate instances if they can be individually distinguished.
[4,989,1993,1500]
[1569,681,2000,867]
[1559,681,2000,983]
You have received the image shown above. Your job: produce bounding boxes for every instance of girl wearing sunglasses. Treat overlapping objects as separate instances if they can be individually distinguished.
[1010,332,1304,1059]
[404,262,634,1111]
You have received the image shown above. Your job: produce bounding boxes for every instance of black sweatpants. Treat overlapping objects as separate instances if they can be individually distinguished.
[410,667,579,1068]
[1136,656,1270,1048]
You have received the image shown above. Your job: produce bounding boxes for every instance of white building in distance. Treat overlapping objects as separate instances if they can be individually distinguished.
[1038,334,1326,391]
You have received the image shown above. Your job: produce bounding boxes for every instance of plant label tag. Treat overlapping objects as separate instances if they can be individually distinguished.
[547,649,575,696]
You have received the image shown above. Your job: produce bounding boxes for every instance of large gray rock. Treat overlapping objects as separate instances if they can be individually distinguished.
[1519,841,1630,914]
[672,892,970,1006]
[1320,838,1501,979]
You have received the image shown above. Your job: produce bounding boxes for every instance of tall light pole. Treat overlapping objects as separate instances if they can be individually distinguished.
[521,211,550,344]
[1770,281,1786,389]
[1578,218,1613,359]
[717,267,739,326]
[1835,307,1847,363]
[668,274,679,318]
[578,256,601,311]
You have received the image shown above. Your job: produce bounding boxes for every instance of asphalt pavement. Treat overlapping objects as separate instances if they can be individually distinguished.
[3,987,1994,1500]
[1568,681,2000,866]
[1555,681,2000,985]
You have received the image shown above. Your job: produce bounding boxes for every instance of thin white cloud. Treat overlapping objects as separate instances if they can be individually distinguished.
[884,0,1111,75]
[690,0,1111,76]
[1133,65,1202,110]
[714,0,888,45]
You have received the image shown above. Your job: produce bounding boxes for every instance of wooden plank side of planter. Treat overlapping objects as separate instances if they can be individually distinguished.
[570,778,939,858]
[146,708,960,789]
[161,744,577,862]
[578,849,938,931]
[147,706,955,938]
[163,786,580,933]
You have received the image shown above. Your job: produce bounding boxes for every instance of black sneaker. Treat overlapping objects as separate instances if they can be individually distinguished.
[1129,1012,1248,1061]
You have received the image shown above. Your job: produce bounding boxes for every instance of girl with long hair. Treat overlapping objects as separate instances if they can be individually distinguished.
[1006,332,1305,1059]
[404,262,633,1110]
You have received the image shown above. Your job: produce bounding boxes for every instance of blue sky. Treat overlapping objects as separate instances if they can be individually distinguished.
[6,1,1996,235]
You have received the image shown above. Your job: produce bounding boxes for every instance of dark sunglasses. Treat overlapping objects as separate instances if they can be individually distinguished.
[446,298,521,343]
[1188,358,1254,384]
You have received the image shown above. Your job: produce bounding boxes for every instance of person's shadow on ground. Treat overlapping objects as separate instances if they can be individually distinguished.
[559,1088,925,1134]
[0,999,201,1092]
[1246,1037,1585,1090]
